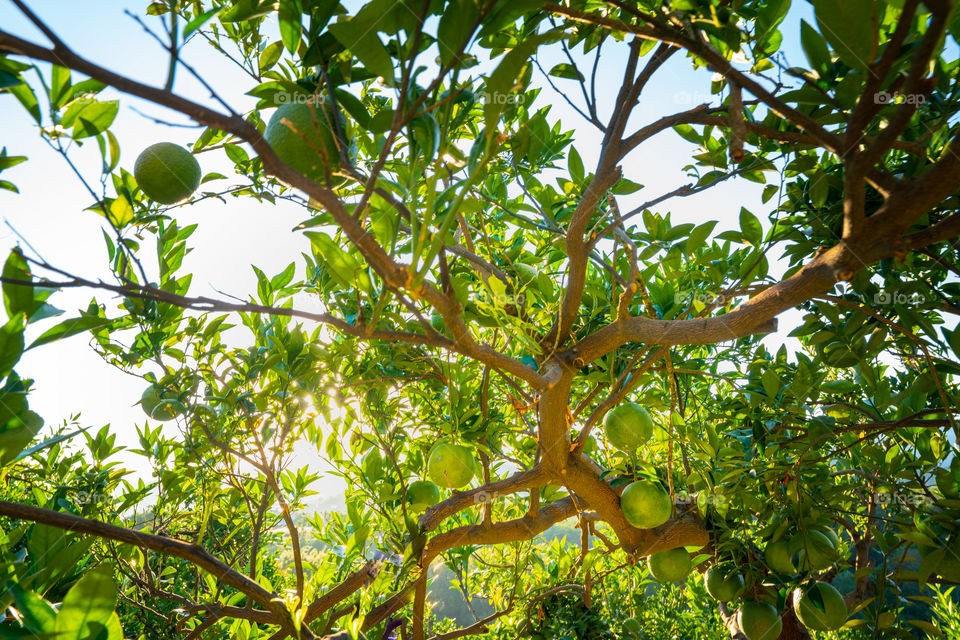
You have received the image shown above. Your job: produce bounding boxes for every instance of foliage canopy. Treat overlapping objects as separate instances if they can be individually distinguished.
[1,1,960,639]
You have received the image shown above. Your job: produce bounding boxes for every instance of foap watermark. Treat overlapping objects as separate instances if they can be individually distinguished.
[272,92,325,106]
[476,290,527,308]
[481,91,526,106]
[675,291,732,307]
[874,91,926,106]
[674,490,730,507]
[75,491,112,506]
[673,91,717,106]
[870,291,926,306]
[854,488,934,506]
[474,490,501,505]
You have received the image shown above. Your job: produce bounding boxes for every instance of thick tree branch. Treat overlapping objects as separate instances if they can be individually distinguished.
[0,501,300,636]
[418,467,549,532]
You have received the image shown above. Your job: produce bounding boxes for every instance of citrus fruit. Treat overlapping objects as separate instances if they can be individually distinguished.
[737,601,782,640]
[140,385,183,422]
[648,548,691,583]
[264,102,346,186]
[797,530,838,571]
[406,480,441,513]
[603,403,654,451]
[623,618,641,636]
[620,479,672,529]
[764,537,799,574]
[427,443,476,489]
[134,142,201,204]
[792,581,847,631]
[704,566,745,602]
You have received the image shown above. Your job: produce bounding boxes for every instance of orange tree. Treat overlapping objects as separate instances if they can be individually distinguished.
[1,1,959,639]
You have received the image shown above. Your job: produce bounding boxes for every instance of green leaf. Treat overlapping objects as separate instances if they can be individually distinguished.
[761,368,780,398]
[437,0,479,67]
[224,143,250,165]
[409,113,441,163]
[809,170,829,208]
[0,409,42,467]
[328,15,395,83]
[0,69,24,90]
[0,148,27,172]
[107,195,135,228]
[0,312,25,379]
[755,0,791,47]
[28,313,112,350]
[13,427,88,464]
[3,248,34,319]
[685,220,717,254]
[259,41,285,74]
[55,565,118,640]
[738,207,763,246]
[567,146,584,184]
[7,82,42,123]
[51,65,72,110]
[548,63,585,81]
[9,585,57,634]
[800,19,832,77]
[306,232,361,288]
[278,0,302,54]
[61,100,119,139]
[220,0,276,22]
[183,6,223,39]
[673,124,701,145]
[761,183,779,203]
[812,0,876,71]
[484,33,556,133]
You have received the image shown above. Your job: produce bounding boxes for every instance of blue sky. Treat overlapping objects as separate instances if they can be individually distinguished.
[0,1,815,501]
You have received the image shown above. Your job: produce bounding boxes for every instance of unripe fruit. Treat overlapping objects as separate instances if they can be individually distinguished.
[704,566,745,602]
[764,537,799,574]
[737,601,782,640]
[134,143,201,204]
[648,548,692,583]
[603,403,654,451]
[792,581,847,631]
[406,480,441,513]
[620,480,672,529]
[797,530,838,572]
[264,102,348,186]
[140,385,183,422]
[427,443,476,489]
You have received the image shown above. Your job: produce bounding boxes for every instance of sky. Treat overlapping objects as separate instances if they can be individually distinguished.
[0,1,816,505]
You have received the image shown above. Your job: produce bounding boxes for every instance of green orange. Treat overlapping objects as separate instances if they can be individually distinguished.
[648,548,692,583]
[134,142,201,204]
[704,566,745,602]
[603,402,654,451]
[427,443,476,489]
[792,581,847,631]
[620,479,672,529]
[264,102,347,186]
[738,601,782,640]
[406,480,441,513]
[140,385,183,422]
